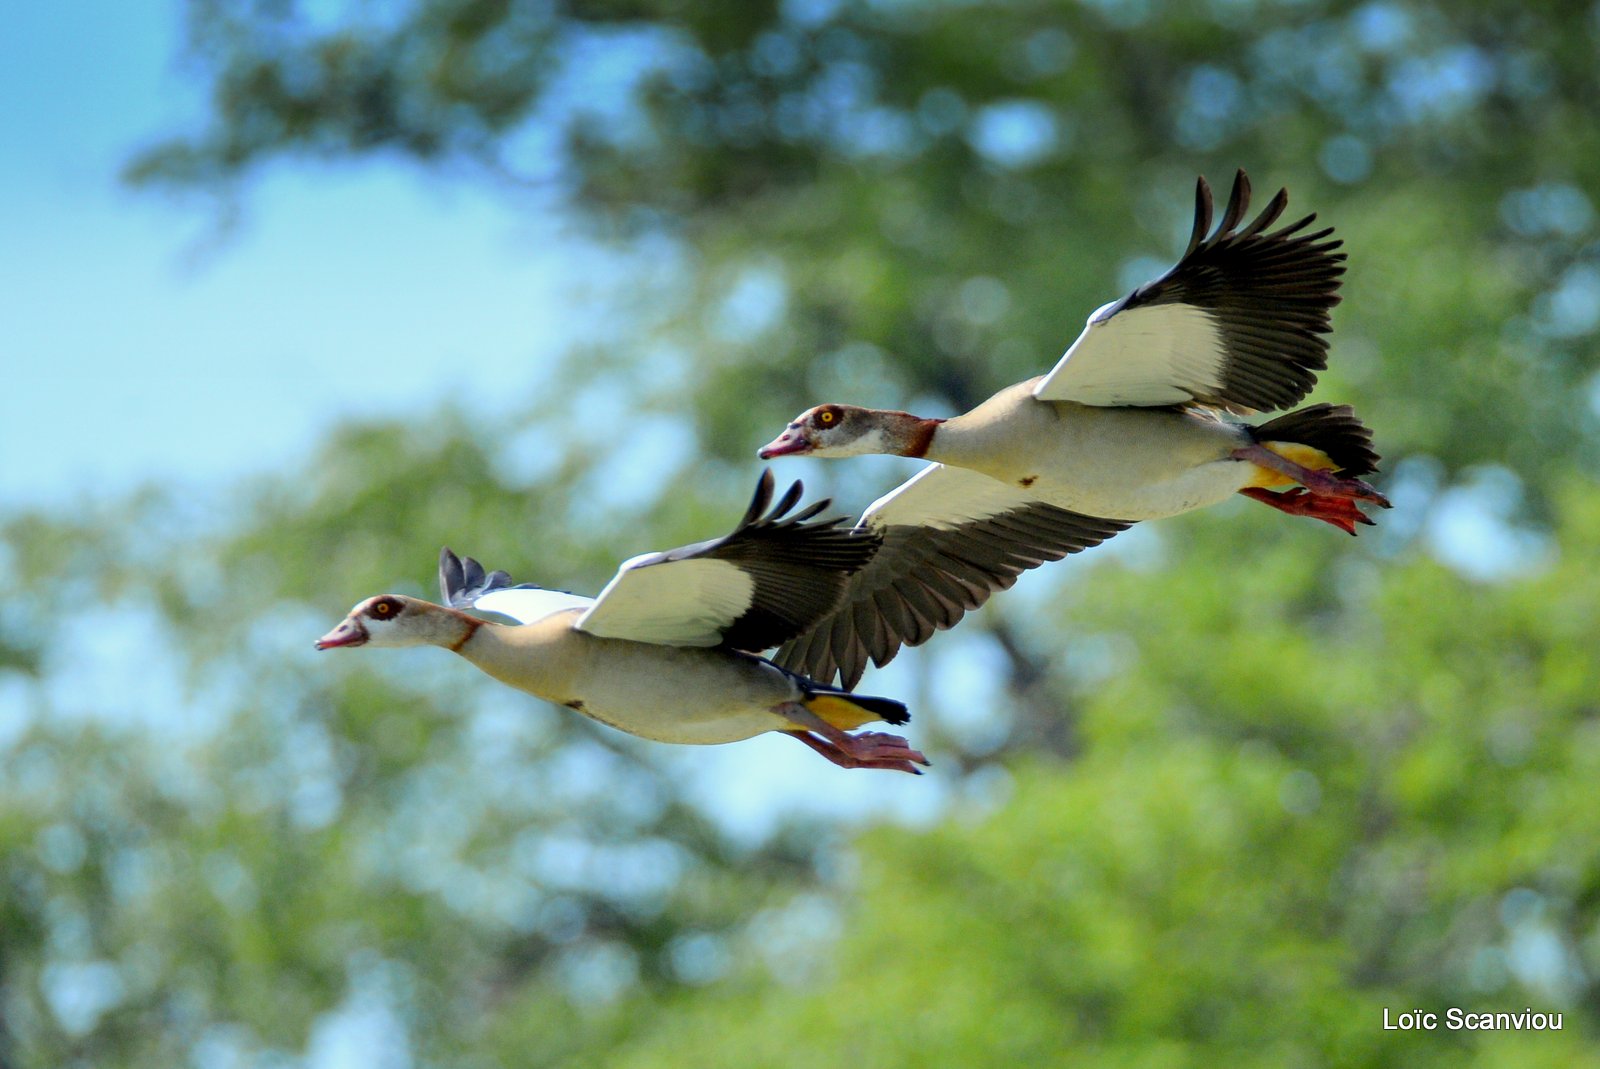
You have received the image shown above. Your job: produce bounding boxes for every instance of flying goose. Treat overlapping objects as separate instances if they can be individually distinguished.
[314,472,929,773]
[757,171,1389,689]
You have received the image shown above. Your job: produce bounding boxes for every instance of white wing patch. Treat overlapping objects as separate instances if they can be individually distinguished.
[1032,302,1227,406]
[472,588,595,625]
[863,464,1047,531]
[576,556,756,647]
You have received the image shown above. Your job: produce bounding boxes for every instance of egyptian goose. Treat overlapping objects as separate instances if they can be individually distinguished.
[314,473,929,773]
[757,171,1389,688]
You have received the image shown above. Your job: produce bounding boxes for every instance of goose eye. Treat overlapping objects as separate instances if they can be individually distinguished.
[372,599,397,618]
[817,409,836,426]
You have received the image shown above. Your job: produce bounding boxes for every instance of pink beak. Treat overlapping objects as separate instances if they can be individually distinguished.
[757,427,811,459]
[314,619,367,650]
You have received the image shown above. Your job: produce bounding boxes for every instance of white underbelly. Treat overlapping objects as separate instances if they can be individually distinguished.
[1031,456,1252,520]
[943,399,1255,521]
[565,645,799,745]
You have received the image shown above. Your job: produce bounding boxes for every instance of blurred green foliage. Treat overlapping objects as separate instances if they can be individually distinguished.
[6,0,1600,1065]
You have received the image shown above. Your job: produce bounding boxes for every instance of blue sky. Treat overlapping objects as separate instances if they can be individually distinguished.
[1,5,585,508]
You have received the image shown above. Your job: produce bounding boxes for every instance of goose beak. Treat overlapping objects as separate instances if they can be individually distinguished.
[757,427,812,459]
[315,618,367,650]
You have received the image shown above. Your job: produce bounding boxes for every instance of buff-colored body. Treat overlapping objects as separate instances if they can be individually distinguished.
[457,608,805,744]
[926,378,1274,520]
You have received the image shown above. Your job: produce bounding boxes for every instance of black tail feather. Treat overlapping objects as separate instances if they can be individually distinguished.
[1251,403,1379,478]
[758,652,911,726]
[803,683,909,726]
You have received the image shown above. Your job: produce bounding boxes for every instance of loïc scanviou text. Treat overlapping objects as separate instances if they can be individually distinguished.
[1383,1008,1562,1031]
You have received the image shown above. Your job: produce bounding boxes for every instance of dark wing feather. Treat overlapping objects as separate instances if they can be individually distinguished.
[437,547,596,624]
[1115,169,1346,411]
[612,470,883,653]
[439,546,521,607]
[775,504,1132,689]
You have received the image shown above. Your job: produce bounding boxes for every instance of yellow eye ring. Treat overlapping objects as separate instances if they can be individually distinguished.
[818,410,836,425]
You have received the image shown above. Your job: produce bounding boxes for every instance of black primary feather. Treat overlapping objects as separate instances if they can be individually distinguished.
[1111,169,1346,413]
[1251,403,1380,478]
[631,470,883,654]
[439,546,540,608]
[776,503,1132,689]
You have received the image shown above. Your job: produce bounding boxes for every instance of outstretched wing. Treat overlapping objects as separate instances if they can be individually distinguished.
[1034,169,1345,413]
[774,465,1132,689]
[438,547,594,624]
[575,470,882,652]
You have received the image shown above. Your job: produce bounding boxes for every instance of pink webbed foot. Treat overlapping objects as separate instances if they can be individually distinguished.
[1232,443,1392,507]
[785,729,931,775]
[1239,487,1374,536]
[1232,442,1391,534]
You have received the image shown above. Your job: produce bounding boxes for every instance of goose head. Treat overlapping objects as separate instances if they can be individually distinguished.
[759,404,888,458]
[758,404,941,459]
[315,594,456,650]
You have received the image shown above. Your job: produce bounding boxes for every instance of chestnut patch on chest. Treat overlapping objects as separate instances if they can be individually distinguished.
[1018,475,1038,488]
[565,700,585,712]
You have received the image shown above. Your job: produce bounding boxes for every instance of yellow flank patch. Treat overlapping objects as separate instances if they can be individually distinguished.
[804,694,881,731]
[1245,441,1337,488]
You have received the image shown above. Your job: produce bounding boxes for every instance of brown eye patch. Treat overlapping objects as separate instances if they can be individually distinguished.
[816,407,838,426]
[370,597,402,619]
